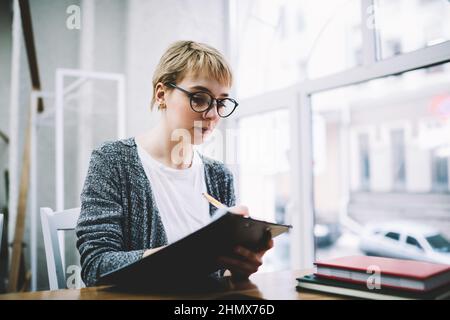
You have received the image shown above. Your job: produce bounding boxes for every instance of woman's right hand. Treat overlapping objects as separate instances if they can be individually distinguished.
[142,245,166,258]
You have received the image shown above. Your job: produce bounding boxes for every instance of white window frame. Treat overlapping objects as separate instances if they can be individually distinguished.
[226,0,450,270]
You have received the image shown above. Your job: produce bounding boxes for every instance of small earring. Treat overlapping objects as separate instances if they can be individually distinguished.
[159,102,166,109]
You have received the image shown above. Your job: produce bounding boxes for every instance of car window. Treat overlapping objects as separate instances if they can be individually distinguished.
[406,236,423,250]
[426,234,450,253]
[385,232,400,241]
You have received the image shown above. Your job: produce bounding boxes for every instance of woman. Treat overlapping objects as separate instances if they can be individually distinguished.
[76,40,273,287]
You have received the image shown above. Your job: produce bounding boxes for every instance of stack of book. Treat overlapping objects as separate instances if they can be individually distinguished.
[296,256,450,300]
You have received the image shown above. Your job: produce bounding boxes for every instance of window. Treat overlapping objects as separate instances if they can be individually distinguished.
[406,236,423,250]
[391,129,406,191]
[237,109,291,271]
[385,232,400,241]
[431,148,449,192]
[426,234,450,252]
[230,0,450,268]
[312,63,450,262]
[233,0,362,98]
[375,0,450,59]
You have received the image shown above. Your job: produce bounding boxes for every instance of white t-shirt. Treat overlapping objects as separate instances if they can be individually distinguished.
[136,143,211,244]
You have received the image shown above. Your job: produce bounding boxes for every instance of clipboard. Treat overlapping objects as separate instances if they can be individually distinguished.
[97,209,292,288]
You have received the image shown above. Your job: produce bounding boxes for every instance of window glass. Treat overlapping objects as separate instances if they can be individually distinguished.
[375,0,450,59]
[237,109,291,271]
[234,0,362,98]
[312,62,450,264]
[406,236,423,250]
[426,234,450,252]
[385,232,400,241]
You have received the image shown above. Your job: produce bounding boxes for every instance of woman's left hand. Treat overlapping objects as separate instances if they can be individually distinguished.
[218,242,273,280]
[216,204,274,279]
[216,227,274,280]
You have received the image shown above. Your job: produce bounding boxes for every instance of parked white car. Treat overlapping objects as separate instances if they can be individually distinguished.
[359,221,450,265]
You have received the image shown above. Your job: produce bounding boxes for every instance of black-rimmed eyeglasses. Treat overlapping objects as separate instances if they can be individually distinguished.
[168,83,238,118]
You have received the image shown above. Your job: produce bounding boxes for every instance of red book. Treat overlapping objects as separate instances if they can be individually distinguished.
[314,256,450,292]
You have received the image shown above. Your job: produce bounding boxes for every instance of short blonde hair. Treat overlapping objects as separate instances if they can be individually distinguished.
[151,40,233,110]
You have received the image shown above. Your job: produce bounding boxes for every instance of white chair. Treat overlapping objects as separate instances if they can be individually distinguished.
[40,207,84,290]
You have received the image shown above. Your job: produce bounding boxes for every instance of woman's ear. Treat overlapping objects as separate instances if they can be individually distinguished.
[155,83,165,103]
[155,82,167,109]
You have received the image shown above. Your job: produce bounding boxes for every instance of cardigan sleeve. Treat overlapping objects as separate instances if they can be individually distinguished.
[75,146,145,286]
[223,167,236,208]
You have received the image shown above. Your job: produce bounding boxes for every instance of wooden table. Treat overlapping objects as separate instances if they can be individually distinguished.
[0,269,345,300]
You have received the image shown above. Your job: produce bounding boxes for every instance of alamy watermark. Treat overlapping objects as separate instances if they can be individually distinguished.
[66,5,81,30]
[366,265,381,290]
[66,265,83,289]
[169,121,289,170]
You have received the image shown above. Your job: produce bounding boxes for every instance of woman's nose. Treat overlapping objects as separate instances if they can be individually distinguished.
[203,102,220,120]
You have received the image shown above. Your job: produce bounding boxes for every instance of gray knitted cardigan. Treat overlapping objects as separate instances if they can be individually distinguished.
[75,137,236,286]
